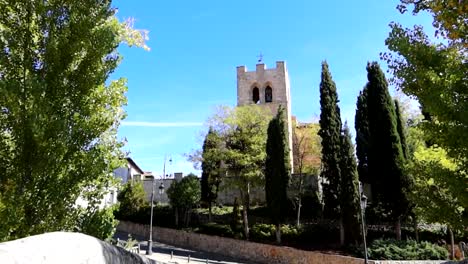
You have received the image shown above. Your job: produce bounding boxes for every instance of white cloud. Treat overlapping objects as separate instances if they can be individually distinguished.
[122,121,203,127]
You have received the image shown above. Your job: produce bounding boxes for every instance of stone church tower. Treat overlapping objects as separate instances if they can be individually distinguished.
[236,61,293,172]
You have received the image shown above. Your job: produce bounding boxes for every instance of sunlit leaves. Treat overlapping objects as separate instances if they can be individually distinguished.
[0,0,147,240]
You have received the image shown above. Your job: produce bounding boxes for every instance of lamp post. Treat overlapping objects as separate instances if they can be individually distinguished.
[359,182,368,264]
[146,179,165,255]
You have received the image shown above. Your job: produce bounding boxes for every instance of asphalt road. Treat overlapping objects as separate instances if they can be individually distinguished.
[114,231,255,264]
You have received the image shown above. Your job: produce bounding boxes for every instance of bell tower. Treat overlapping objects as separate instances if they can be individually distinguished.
[236,61,293,172]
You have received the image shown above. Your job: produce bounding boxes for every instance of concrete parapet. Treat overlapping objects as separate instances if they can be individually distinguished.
[0,232,163,264]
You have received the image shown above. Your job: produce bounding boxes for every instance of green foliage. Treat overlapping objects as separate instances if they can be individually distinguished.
[199,222,234,237]
[394,100,409,159]
[167,175,201,210]
[407,128,466,230]
[364,62,412,221]
[339,123,362,245]
[0,1,147,240]
[265,106,291,226]
[123,234,138,250]
[195,206,232,216]
[355,89,371,184]
[250,223,277,241]
[76,205,119,241]
[368,239,448,260]
[222,105,271,195]
[201,128,223,208]
[117,181,148,219]
[383,0,467,231]
[250,224,300,242]
[291,122,322,226]
[292,122,321,176]
[114,204,174,228]
[318,61,342,219]
[206,105,271,238]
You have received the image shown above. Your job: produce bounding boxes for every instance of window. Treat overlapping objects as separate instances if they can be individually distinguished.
[265,86,272,103]
[252,87,260,103]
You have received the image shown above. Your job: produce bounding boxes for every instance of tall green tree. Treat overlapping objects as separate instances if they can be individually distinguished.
[339,123,362,246]
[167,174,201,227]
[365,62,412,240]
[201,127,223,222]
[394,100,409,159]
[117,181,148,219]
[207,105,271,239]
[318,61,342,220]
[383,0,467,250]
[265,106,291,244]
[0,0,147,240]
[355,89,371,184]
[381,0,468,252]
[292,122,322,227]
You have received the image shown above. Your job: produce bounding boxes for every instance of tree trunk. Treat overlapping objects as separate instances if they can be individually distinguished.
[175,207,179,227]
[296,198,302,228]
[449,227,455,260]
[246,182,251,212]
[413,216,419,242]
[208,202,212,222]
[395,217,402,240]
[296,175,303,228]
[186,208,191,227]
[242,204,249,239]
[339,217,344,246]
[275,223,282,244]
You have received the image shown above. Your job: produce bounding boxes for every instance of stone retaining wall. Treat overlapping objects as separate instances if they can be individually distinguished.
[117,221,455,264]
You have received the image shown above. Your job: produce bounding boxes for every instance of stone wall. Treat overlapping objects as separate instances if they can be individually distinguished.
[142,178,174,204]
[117,221,456,264]
[216,174,319,206]
[118,221,360,264]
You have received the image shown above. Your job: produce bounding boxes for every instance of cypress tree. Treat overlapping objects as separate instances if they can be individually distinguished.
[201,127,222,221]
[394,100,409,159]
[265,106,291,244]
[355,89,371,184]
[365,62,412,239]
[318,61,342,219]
[339,122,362,245]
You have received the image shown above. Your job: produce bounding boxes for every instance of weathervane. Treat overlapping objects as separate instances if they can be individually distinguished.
[257,53,263,63]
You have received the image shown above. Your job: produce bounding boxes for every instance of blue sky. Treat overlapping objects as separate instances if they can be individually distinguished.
[112,0,432,176]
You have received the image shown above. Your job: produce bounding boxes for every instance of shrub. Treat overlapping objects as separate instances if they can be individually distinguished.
[116,181,148,219]
[368,239,448,260]
[115,204,174,228]
[76,205,119,241]
[198,222,234,237]
[167,174,201,227]
[250,223,300,242]
[250,223,276,241]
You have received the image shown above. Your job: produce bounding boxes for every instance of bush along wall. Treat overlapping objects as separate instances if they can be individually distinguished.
[367,239,448,260]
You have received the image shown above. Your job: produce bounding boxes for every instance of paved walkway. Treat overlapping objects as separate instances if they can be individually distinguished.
[114,231,253,264]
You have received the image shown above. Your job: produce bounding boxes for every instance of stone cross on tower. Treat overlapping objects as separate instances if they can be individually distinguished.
[257,53,263,63]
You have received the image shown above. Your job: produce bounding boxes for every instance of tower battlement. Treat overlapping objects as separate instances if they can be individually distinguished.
[236,61,290,107]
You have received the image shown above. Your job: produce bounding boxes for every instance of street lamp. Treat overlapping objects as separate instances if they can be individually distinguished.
[359,182,368,264]
[146,179,165,255]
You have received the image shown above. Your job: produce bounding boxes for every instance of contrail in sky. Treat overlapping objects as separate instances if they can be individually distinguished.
[121,121,203,127]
